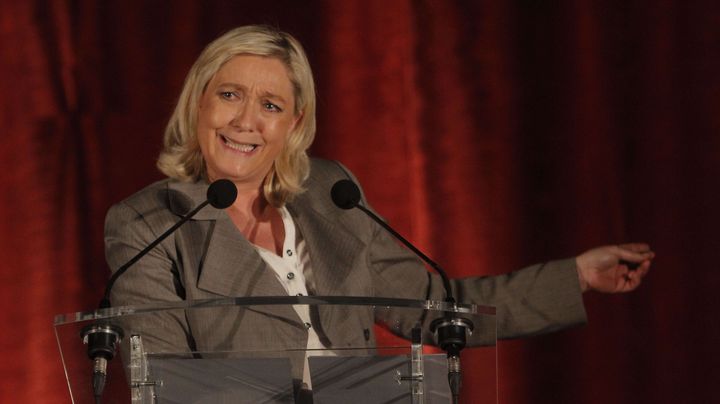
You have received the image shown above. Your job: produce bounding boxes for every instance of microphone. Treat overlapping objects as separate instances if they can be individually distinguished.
[330,179,361,210]
[330,179,472,403]
[82,179,237,403]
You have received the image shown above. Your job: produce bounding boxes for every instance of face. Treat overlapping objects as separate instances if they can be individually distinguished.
[197,55,299,190]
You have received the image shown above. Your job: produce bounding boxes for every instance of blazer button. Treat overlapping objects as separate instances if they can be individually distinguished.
[287,272,295,280]
[304,322,312,329]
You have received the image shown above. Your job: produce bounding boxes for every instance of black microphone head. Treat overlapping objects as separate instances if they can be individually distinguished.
[331,179,361,209]
[207,179,237,209]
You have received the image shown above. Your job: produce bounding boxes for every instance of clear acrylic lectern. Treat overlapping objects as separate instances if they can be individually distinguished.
[55,296,496,403]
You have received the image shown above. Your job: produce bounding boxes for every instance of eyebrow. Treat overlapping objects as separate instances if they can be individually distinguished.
[216,82,289,104]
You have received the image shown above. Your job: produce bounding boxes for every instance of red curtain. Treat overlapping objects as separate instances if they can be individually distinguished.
[1,1,718,402]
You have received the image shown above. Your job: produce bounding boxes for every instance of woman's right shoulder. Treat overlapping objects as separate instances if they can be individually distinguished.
[110,179,175,215]
[105,179,190,234]
[106,177,211,229]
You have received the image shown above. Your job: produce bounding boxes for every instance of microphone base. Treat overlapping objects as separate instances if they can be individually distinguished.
[431,316,473,401]
[81,322,124,360]
[81,322,124,401]
[430,316,474,353]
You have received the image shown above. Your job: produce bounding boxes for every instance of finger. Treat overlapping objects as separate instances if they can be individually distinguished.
[618,242,651,252]
[619,270,642,292]
[633,260,651,278]
[623,261,650,289]
[615,245,655,263]
[618,243,652,253]
[619,259,641,270]
[623,276,642,292]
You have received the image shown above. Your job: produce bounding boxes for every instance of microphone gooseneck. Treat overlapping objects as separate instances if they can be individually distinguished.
[84,179,237,403]
[330,179,455,302]
[330,178,472,401]
[99,179,238,307]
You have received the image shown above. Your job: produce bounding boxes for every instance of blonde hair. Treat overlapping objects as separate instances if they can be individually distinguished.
[157,25,316,206]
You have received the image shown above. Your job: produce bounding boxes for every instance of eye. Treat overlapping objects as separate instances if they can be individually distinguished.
[263,102,282,112]
[219,91,237,100]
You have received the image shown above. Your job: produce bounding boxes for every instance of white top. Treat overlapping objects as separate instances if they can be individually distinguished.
[254,206,334,388]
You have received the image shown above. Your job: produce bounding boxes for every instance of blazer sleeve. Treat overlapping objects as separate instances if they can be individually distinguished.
[366,222,587,344]
[326,160,588,341]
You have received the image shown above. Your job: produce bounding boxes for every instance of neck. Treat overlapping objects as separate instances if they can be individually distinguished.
[224,183,284,252]
[228,185,272,221]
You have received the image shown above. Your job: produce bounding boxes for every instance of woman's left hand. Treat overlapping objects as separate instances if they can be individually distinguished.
[576,243,654,293]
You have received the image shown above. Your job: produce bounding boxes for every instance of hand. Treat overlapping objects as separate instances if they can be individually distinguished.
[575,243,654,293]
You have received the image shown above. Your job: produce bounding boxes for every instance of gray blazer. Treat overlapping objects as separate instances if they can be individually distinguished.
[105,159,586,373]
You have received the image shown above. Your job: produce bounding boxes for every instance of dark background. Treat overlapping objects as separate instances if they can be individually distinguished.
[1,1,718,402]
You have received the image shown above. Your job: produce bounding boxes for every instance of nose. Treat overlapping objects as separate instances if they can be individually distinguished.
[229,101,257,131]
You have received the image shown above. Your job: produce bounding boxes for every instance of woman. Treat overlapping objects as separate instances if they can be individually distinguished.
[105,25,653,395]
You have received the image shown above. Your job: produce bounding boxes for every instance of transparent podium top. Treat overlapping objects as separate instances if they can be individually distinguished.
[55,296,497,404]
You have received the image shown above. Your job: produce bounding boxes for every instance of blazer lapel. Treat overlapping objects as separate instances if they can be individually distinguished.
[167,180,301,325]
[287,194,367,342]
[198,218,289,298]
[287,199,366,296]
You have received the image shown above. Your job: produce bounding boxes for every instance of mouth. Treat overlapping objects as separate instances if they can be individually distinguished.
[219,134,259,153]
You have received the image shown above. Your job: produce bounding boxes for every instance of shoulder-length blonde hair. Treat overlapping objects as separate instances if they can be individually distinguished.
[157,25,316,207]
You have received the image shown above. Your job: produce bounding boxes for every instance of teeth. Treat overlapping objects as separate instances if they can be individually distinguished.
[222,135,257,152]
